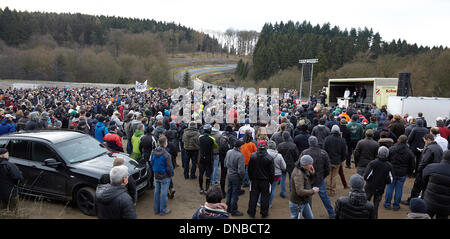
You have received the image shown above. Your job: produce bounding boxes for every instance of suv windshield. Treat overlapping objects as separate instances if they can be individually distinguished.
[56,136,109,163]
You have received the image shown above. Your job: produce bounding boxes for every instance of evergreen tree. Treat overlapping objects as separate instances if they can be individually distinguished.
[183,71,191,87]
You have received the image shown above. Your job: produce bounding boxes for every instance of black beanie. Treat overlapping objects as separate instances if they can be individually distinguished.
[409,198,427,214]
[0,148,8,155]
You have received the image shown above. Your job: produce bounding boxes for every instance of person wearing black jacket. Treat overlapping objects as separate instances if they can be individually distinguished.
[96,165,137,219]
[247,140,275,219]
[403,134,444,205]
[198,124,218,194]
[408,119,428,175]
[300,136,335,218]
[422,150,450,219]
[293,124,310,154]
[384,135,415,210]
[277,131,300,198]
[139,127,157,190]
[99,157,137,205]
[335,174,375,219]
[0,148,24,212]
[324,125,348,196]
[363,146,394,218]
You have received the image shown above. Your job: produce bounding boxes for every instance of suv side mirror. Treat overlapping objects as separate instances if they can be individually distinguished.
[44,158,62,167]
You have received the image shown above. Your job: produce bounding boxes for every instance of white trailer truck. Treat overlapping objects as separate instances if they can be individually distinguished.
[387,96,450,126]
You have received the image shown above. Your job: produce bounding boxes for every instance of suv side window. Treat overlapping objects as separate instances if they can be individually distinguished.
[0,139,8,148]
[7,139,31,160]
[32,142,58,163]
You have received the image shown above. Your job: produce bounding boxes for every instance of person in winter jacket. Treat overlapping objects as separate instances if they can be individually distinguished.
[192,185,229,219]
[430,127,448,152]
[151,136,174,216]
[270,123,288,146]
[406,198,430,219]
[300,136,335,218]
[289,155,319,219]
[139,128,158,189]
[294,124,310,154]
[405,118,416,137]
[240,132,257,187]
[247,140,275,218]
[422,150,450,219]
[0,148,24,212]
[94,116,109,143]
[346,114,364,168]
[182,121,200,179]
[103,125,123,152]
[15,111,29,131]
[225,140,245,216]
[0,114,16,135]
[311,118,330,148]
[99,157,137,205]
[324,125,348,196]
[265,140,286,207]
[95,165,137,219]
[404,134,444,205]
[198,124,218,194]
[153,119,166,140]
[130,124,145,160]
[408,119,428,174]
[384,135,415,210]
[219,125,238,196]
[388,114,406,140]
[210,126,222,185]
[335,174,375,219]
[24,112,41,130]
[378,131,394,148]
[277,131,299,198]
[363,146,394,219]
[354,129,380,175]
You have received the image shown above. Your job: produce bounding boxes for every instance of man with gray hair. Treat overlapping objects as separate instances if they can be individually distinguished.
[96,165,137,219]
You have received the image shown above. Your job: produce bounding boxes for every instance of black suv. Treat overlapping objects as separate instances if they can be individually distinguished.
[0,130,149,216]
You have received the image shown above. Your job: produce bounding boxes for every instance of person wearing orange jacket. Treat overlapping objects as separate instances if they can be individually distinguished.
[240,131,257,188]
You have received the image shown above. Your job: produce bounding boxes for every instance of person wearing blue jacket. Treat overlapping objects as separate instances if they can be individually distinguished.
[95,116,109,143]
[0,114,16,135]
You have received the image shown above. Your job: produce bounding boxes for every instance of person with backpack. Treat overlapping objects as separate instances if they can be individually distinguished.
[277,131,299,198]
[94,116,109,143]
[151,135,173,216]
[198,124,218,194]
[219,125,238,196]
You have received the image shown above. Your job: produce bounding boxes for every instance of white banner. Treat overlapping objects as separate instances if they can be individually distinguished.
[136,80,148,92]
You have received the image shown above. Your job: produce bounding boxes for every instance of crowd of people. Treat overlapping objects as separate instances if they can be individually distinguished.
[0,85,449,219]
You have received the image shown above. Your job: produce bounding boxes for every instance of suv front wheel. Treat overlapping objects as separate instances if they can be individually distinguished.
[76,187,96,216]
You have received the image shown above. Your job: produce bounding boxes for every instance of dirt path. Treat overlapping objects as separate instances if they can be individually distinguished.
[15,153,414,219]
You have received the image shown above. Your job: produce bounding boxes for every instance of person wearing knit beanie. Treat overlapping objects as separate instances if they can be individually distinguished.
[407,198,430,219]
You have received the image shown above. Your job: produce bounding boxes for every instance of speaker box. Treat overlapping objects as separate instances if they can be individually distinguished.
[398,72,411,96]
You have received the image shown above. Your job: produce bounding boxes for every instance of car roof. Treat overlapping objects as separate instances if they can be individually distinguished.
[1,130,87,144]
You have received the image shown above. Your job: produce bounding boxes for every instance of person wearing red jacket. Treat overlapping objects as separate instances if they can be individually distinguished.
[104,125,124,152]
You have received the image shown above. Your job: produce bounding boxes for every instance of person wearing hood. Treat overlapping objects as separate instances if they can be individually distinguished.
[247,140,275,219]
[311,118,330,149]
[324,125,348,196]
[354,129,380,176]
[182,121,200,179]
[0,114,16,135]
[163,109,171,130]
[408,118,428,175]
[363,146,394,218]
[130,123,145,160]
[103,125,123,152]
[24,111,41,130]
[39,112,50,129]
[403,134,444,206]
[263,140,286,208]
[192,185,229,219]
[150,135,174,216]
[289,155,319,219]
[335,174,375,219]
[384,135,415,210]
[166,121,180,167]
[94,116,109,143]
[300,136,335,218]
[421,150,450,219]
[277,131,299,198]
[95,165,137,219]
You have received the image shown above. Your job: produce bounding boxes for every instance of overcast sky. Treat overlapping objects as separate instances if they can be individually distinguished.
[1,0,449,47]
